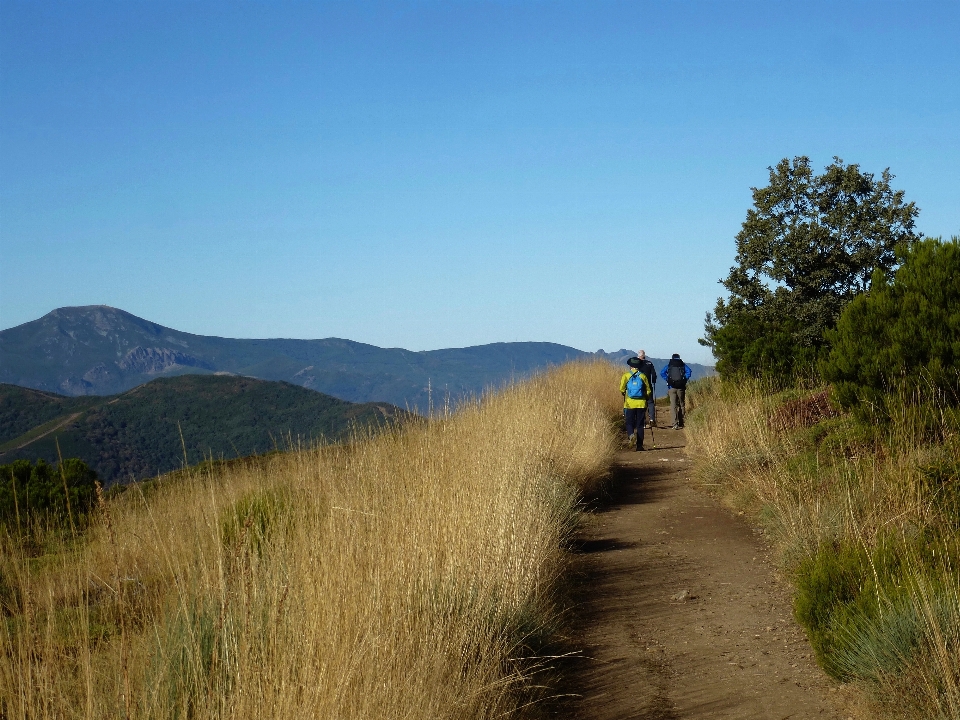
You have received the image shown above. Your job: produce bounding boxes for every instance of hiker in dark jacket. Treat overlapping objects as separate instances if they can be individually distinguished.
[635,350,658,428]
[660,354,692,429]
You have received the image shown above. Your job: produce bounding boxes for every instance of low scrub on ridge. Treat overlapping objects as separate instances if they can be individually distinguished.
[0,360,623,719]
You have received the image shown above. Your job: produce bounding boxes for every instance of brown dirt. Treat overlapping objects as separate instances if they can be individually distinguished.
[562,424,848,720]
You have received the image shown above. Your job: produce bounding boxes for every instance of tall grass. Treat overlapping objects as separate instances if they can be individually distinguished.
[686,377,960,719]
[0,360,623,719]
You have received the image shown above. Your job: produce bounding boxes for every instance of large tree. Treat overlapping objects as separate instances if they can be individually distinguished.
[701,156,920,380]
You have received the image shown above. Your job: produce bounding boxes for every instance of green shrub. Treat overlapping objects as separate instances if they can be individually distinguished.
[708,313,825,384]
[795,539,916,678]
[919,454,960,529]
[146,600,230,719]
[0,458,98,528]
[795,537,958,682]
[795,542,875,677]
[219,488,288,556]
[811,416,878,456]
[823,236,960,423]
[830,594,924,681]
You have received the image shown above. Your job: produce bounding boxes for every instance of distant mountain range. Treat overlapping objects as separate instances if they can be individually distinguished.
[0,375,399,484]
[0,306,715,411]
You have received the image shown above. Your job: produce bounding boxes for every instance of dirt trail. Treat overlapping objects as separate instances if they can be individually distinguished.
[565,424,844,720]
[3,412,82,452]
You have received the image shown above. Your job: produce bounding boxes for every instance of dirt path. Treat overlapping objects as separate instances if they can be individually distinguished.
[565,424,844,719]
[2,412,82,452]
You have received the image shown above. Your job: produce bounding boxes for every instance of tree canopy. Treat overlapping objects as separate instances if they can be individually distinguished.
[701,156,920,381]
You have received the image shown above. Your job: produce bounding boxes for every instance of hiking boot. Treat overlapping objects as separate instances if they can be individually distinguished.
[672,424,680,430]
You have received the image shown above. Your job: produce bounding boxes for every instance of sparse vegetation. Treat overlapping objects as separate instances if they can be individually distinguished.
[0,360,622,719]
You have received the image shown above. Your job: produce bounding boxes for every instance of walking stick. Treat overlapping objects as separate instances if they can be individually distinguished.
[649,386,656,449]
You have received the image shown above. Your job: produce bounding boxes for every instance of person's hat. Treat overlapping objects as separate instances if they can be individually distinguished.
[627,356,643,368]
[671,353,681,359]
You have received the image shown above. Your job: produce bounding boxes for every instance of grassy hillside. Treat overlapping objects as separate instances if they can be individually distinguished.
[686,379,960,720]
[0,360,623,719]
[0,376,399,484]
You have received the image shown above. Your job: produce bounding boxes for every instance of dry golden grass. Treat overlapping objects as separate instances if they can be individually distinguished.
[0,360,622,719]
[685,376,960,720]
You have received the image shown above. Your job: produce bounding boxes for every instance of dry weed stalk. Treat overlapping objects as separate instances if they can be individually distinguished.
[96,480,131,720]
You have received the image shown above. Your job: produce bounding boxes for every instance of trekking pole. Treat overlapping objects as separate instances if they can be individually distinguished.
[649,386,656,449]
[651,382,656,428]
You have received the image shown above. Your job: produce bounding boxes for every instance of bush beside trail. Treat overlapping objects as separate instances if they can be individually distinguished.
[0,360,623,719]
[823,236,960,426]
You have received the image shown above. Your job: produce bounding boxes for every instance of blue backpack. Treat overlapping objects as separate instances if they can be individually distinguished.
[626,371,647,400]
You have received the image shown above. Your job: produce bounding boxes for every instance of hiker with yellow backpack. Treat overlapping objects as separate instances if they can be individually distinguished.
[620,356,653,451]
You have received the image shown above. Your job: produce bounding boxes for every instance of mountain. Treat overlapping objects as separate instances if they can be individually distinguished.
[0,376,400,484]
[0,306,715,410]
[592,348,712,375]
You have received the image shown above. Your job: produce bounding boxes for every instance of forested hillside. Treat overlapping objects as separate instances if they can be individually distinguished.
[0,376,399,484]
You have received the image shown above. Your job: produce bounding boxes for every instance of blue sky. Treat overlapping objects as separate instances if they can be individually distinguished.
[2,1,958,365]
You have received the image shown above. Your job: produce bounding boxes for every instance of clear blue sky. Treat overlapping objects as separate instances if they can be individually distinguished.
[2,1,958,365]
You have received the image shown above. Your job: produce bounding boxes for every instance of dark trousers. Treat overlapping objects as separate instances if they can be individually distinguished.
[669,388,686,427]
[623,407,647,449]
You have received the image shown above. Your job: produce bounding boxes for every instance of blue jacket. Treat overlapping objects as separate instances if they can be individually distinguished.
[660,360,692,387]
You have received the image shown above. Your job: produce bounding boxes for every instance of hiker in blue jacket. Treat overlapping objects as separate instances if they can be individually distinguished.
[660,354,692,429]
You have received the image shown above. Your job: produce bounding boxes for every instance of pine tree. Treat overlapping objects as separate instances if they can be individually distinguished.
[823,237,960,418]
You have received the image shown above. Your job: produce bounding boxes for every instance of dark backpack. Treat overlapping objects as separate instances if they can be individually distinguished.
[667,361,687,389]
[625,371,647,400]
